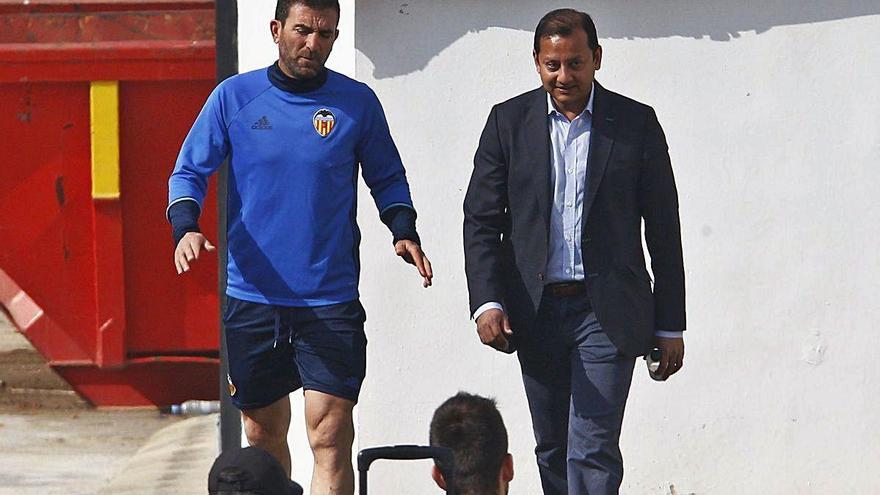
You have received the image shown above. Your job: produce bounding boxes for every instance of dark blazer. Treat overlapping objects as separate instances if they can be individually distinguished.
[463,82,685,357]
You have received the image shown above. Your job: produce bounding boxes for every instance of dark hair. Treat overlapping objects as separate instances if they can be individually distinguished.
[429,392,508,495]
[275,0,340,24]
[534,8,599,53]
[207,447,289,495]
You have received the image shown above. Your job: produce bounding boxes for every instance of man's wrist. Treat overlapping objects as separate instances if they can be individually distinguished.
[655,330,683,339]
[473,301,504,321]
[168,199,201,247]
[381,204,420,245]
[173,227,201,247]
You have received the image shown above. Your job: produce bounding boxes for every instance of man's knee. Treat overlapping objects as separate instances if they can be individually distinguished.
[243,421,284,448]
[305,392,354,462]
[242,401,290,448]
[308,409,353,449]
[243,415,288,448]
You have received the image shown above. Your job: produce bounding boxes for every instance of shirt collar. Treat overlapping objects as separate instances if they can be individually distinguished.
[547,82,595,119]
[268,61,328,94]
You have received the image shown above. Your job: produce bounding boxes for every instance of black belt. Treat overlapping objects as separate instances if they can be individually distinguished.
[544,281,586,297]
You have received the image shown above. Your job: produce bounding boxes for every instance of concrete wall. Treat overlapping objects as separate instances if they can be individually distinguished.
[239,1,880,492]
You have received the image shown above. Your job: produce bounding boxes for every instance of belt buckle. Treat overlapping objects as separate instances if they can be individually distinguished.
[548,282,584,297]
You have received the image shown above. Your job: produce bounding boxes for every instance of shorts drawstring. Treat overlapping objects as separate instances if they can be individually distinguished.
[272,307,294,348]
[273,308,281,349]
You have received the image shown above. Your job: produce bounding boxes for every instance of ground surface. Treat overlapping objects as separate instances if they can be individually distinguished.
[0,311,197,495]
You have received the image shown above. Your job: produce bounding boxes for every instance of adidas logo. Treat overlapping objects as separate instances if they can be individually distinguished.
[251,116,272,130]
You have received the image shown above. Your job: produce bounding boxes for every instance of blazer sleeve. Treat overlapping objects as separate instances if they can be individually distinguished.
[463,105,509,316]
[638,107,686,332]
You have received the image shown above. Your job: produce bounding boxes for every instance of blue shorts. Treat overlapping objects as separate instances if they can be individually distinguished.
[223,296,367,410]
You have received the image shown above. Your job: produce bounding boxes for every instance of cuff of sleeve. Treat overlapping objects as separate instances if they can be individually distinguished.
[168,199,201,247]
[380,204,420,245]
[654,330,683,339]
[166,197,201,221]
[473,302,504,321]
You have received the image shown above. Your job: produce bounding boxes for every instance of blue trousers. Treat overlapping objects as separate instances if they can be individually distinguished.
[518,293,636,495]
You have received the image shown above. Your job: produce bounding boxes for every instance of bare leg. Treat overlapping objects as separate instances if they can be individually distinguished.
[305,390,355,495]
[242,395,292,476]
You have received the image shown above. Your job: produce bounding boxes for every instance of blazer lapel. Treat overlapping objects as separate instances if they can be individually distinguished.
[583,82,615,224]
[523,88,552,242]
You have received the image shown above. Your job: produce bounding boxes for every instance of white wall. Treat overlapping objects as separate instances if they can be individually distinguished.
[240,1,880,493]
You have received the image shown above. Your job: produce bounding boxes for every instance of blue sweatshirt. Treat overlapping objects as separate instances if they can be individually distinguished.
[168,66,415,306]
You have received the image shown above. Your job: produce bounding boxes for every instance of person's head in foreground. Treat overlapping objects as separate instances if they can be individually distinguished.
[429,392,514,495]
[208,446,291,495]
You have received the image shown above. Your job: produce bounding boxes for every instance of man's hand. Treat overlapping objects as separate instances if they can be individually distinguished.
[655,337,685,380]
[394,240,433,288]
[174,232,215,274]
[476,308,513,353]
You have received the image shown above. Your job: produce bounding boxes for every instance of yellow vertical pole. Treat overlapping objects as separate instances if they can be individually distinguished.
[89,80,125,367]
[90,81,120,200]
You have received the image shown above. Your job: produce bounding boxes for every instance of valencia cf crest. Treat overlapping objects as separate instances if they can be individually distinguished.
[313,108,336,137]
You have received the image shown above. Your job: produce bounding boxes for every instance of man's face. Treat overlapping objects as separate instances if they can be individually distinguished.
[271,4,339,79]
[533,27,601,111]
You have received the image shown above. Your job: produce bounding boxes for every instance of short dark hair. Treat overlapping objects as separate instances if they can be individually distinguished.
[429,392,508,495]
[275,0,340,24]
[207,447,289,495]
[534,8,599,53]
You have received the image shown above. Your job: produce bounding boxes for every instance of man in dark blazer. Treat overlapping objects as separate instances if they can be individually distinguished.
[463,9,686,494]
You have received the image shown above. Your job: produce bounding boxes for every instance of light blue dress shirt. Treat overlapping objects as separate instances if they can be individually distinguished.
[545,88,593,283]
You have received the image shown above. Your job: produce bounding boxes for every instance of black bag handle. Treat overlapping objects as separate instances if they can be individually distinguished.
[357,445,455,495]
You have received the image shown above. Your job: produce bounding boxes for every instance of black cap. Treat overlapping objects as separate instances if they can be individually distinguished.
[208,447,290,495]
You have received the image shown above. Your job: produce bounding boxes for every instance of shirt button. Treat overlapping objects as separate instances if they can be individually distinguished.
[567,168,573,174]
[566,202,573,207]
[565,269,571,274]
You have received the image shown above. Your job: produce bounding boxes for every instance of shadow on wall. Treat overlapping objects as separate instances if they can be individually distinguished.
[357,0,880,78]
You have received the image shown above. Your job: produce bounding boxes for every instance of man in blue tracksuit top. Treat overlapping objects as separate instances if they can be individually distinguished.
[166,1,432,493]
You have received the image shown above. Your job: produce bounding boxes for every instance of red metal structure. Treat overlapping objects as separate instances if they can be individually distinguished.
[0,0,220,406]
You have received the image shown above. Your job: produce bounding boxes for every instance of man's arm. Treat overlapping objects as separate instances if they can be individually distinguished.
[464,106,513,351]
[464,105,508,314]
[639,107,686,377]
[167,84,230,273]
[357,89,432,287]
[638,107,685,332]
